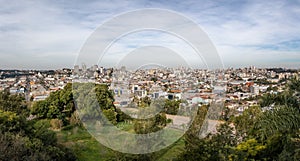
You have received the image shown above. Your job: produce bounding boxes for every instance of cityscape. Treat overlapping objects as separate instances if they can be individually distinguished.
[0,63,300,160]
[1,65,298,114]
[1,0,300,161]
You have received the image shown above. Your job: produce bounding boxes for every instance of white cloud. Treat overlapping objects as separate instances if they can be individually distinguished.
[0,0,299,69]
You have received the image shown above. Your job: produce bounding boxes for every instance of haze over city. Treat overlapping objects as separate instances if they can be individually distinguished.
[1,0,300,69]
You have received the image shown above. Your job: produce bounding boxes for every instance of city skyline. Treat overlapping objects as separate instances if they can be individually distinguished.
[1,0,300,69]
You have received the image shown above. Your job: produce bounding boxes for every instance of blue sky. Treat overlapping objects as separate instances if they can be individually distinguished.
[0,0,300,69]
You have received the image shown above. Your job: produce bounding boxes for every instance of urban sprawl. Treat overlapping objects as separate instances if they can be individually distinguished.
[1,65,299,117]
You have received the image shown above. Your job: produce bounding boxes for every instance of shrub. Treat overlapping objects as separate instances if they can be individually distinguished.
[50,119,63,130]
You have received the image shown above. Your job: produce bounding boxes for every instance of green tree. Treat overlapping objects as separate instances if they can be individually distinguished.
[139,96,151,107]
[177,105,212,160]
[31,100,49,118]
[260,78,299,109]
[233,138,267,160]
[288,77,300,92]
[72,83,119,125]
[133,112,167,134]
[254,106,300,141]
[0,110,76,161]
[0,110,27,134]
[164,99,181,115]
[232,105,262,140]
[0,90,28,115]
[133,112,167,158]
[102,108,117,125]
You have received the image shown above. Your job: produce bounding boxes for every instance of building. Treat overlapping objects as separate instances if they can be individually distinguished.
[250,85,259,95]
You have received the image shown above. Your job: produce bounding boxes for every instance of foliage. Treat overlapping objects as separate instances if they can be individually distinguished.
[31,83,124,126]
[139,96,151,107]
[31,83,75,120]
[259,91,299,108]
[50,118,64,130]
[69,111,82,126]
[178,105,210,160]
[260,78,300,109]
[164,99,181,115]
[115,107,132,122]
[0,90,28,115]
[0,131,76,161]
[254,106,300,141]
[0,110,76,161]
[133,112,167,134]
[0,89,76,161]
[232,105,262,140]
[72,83,119,125]
[233,138,267,160]
[288,77,300,92]
[178,78,300,161]
[178,122,237,161]
[277,131,300,161]
[102,108,117,125]
[0,110,28,134]
[2,77,300,160]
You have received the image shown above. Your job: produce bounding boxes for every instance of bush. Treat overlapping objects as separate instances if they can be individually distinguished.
[167,118,173,124]
[50,119,63,130]
[69,111,82,126]
[61,124,74,131]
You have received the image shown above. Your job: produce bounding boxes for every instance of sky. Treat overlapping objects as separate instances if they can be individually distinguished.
[0,0,300,69]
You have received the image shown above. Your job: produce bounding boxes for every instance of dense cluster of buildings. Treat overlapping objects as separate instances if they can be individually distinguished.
[1,65,299,116]
[0,69,72,101]
[107,66,299,114]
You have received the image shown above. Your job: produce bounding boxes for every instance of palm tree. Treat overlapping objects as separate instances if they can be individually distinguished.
[254,106,300,141]
[288,77,300,93]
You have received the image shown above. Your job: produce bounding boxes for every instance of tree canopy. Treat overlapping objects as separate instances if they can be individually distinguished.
[0,91,76,161]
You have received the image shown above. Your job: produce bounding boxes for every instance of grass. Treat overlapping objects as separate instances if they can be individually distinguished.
[56,126,115,161]
[55,122,186,161]
[157,138,185,161]
[115,121,135,133]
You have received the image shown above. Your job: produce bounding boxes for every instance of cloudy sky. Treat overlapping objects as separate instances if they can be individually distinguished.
[0,0,300,69]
